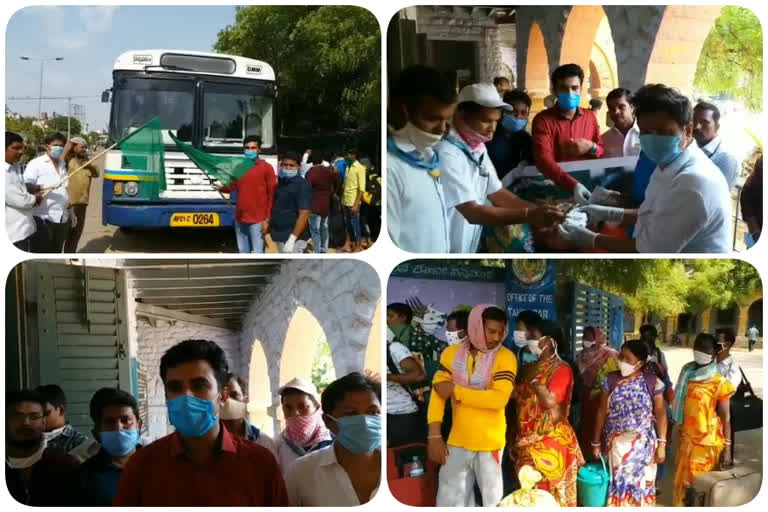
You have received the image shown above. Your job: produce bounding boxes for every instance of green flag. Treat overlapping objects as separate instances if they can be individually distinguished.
[116,117,167,199]
[167,131,253,187]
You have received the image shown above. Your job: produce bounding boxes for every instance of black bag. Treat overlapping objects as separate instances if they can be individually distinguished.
[328,195,347,249]
[731,367,762,432]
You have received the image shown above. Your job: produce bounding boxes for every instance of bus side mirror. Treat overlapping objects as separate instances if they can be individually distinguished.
[101,90,111,103]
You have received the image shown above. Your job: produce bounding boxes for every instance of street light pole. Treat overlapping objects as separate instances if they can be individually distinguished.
[19,56,64,121]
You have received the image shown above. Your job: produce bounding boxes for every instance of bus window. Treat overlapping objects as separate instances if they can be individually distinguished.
[202,82,274,151]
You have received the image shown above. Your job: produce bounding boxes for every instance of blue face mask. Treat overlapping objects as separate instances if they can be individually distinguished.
[639,134,683,166]
[49,146,64,159]
[99,428,140,456]
[330,414,381,454]
[556,92,581,111]
[501,115,527,133]
[281,168,299,179]
[244,150,259,161]
[167,395,218,437]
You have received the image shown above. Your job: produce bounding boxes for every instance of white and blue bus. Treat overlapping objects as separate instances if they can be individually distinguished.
[102,49,276,228]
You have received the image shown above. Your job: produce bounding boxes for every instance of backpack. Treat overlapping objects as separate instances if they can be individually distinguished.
[363,171,381,206]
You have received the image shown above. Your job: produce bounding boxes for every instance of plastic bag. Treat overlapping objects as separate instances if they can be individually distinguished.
[497,465,559,507]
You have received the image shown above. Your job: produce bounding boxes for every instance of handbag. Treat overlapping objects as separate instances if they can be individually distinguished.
[731,367,762,432]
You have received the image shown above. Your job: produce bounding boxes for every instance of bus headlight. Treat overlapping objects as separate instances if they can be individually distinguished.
[124,181,139,196]
[113,183,123,195]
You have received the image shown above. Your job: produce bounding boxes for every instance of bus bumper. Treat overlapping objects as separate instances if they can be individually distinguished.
[103,202,236,228]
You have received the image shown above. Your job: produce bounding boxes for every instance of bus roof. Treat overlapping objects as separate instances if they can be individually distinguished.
[113,49,275,81]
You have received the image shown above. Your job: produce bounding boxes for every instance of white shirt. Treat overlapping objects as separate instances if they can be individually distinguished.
[438,129,503,253]
[747,327,759,340]
[285,443,379,506]
[717,355,743,389]
[387,342,419,415]
[5,161,37,243]
[602,122,641,158]
[701,136,739,190]
[387,134,450,253]
[634,143,731,253]
[23,154,70,222]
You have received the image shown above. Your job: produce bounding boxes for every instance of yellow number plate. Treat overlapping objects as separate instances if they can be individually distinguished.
[170,212,220,227]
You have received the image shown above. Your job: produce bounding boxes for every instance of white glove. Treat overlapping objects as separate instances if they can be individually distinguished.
[558,222,598,248]
[576,204,625,224]
[573,183,592,205]
[590,186,622,207]
[282,234,297,253]
[386,327,395,342]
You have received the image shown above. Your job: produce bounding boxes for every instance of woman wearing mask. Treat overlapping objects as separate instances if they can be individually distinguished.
[576,326,619,454]
[220,373,276,458]
[591,340,667,506]
[514,320,584,507]
[276,378,333,474]
[671,333,735,506]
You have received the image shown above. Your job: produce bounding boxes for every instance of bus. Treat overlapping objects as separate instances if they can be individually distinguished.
[101,49,276,229]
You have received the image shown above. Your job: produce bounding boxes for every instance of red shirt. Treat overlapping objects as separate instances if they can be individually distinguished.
[221,159,276,224]
[532,107,605,192]
[113,424,289,506]
[548,363,573,403]
[306,165,338,216]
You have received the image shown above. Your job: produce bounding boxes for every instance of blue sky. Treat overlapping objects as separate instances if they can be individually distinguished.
[5,5,238,131]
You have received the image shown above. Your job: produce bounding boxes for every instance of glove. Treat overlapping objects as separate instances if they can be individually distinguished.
[282,234,297,253]
[558,222,598,248]
[573,183,592,205]
[590,186,622,207]
[576,204,625,224]
[386,327,395,342]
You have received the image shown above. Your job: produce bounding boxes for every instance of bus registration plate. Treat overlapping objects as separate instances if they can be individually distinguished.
[170,213,220,227]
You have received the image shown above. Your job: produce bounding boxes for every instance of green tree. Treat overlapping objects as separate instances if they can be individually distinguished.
[310,336,336,395]
[48,115,83,137]
[5,114,46,163]
[694,6,763,111]
[215,5,380,134]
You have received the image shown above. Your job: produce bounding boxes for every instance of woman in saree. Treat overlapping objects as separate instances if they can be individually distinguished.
[576,326,619,455]
[671,333,734,506]
[592,340,668,506]
[514,322,584,507]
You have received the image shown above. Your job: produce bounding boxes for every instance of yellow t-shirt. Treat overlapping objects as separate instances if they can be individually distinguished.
[342,161,366,207]
[427,343,518,452]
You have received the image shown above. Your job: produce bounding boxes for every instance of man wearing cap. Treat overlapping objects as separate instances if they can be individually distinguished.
[63,137,99,252]
[437,82,564,253]
[276,378,333,474]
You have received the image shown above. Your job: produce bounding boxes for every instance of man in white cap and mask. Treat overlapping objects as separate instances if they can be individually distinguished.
[438,82,564,253]
[63,136,99,252]
[276,377,333,474]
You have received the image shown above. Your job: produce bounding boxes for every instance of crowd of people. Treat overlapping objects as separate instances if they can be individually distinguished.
[5,131,99,253]
[386,302,746,507]
[6,339,382,506]
[4,132,382,253]
[387,63,763,253]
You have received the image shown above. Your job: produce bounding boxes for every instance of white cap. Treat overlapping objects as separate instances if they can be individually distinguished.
[457,83,513,111]
[70,137,88,147]
[278,377,319,402]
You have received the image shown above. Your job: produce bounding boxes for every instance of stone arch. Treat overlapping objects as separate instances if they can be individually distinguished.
[525,21,550,116]
[710,304,739,332]
[364,299,382,374]
[588,61,602,91]
[560,6,608,78]
[645,5,723,95]
[247,339,272,435]
[747,299,762,332]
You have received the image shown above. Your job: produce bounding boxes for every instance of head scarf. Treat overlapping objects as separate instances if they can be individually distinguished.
[452,110,492,151]
[671,360,718,423]
[451,304,507,389]
[284,409,332,448]
[576,327,618,386]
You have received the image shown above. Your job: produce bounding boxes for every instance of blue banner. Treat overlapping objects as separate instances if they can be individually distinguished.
[391,261,505,282]
[505,260,557,345]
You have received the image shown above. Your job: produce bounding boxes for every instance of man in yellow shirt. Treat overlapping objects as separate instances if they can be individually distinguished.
[427,304,517,507]
[341,148,366,252]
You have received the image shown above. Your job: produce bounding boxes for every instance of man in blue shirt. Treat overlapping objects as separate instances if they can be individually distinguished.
[77,388,143,506]
[693,101,739,190]
[269,151,311,253]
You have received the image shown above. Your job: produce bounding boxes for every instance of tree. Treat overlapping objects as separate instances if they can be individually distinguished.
[49,115,83,137]
[215,5,380,134]
[694,6,763,112]
[310,336,336,395]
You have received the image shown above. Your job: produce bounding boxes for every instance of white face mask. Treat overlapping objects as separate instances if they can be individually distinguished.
[513,330,528,348]
[43,425,66,441]
[219,398,247,420]
[6,438,46,469]
[619,360,638,377]
[400,121,444,154]
[527,337,544,358]
[693,350,714,366]
[445,329,467,346]
[583,340,596,349]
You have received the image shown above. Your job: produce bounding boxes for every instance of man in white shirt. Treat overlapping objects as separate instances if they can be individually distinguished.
[5,132,41,251]
[386,327,427,447]
[693,102,739,190]
[439,83,564,253]
[387,66,457,253]
[602,88,641,158]
[715,328,743,389]
[285,372,380,506]
[747,324,759,352]
[559,84,732,253]
[24,132,70,252]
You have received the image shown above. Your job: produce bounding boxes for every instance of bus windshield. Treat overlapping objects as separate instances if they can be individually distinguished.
[202,81,275,151]
[110,76,195,145]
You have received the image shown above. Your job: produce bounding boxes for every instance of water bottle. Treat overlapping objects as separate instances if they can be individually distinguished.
[405,456,425,477]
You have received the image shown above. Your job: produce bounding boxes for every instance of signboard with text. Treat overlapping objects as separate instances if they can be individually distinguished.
[505,259,557,331]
